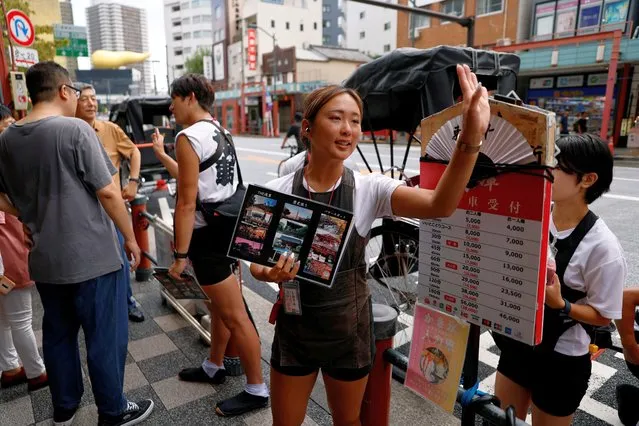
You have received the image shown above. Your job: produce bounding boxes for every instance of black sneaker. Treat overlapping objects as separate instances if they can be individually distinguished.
[98,400,154,426]
[617,384,639,426]
[178,366,226,384]
[53,406,77,426]
[215,391,268,417]
[128,305,145,323]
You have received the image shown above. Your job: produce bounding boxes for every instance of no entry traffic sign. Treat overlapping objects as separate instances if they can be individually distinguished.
[6,9,35,47]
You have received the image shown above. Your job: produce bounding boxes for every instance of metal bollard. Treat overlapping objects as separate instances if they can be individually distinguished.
[361,303,399,426]
[130,194,153,282]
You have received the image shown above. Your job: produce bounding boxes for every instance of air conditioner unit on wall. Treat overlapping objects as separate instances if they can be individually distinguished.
[496,38,512,47]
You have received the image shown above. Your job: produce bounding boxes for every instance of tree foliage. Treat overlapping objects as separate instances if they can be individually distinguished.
[184,47,212,75]
[2,0,57,69]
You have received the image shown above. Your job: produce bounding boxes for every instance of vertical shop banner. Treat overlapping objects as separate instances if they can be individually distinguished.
[602,0,629,26]
[418,99,556,345]
[555,0,579,34]
[213,42,225,81]
[405,304,470,412]
[247,28,257,71]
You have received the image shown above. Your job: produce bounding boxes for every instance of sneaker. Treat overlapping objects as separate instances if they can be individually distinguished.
[215,391,268,417]
[178,366,226,384]
[53,406,77,426]
[128,305,145,322]
[98,400,154,426]
[1,367,27,388]
[616,384,639,426]
[27,372,49,392]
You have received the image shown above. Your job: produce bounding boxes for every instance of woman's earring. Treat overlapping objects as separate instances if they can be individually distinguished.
[305,127,310,132]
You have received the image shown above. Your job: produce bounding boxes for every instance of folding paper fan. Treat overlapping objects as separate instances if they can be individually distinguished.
[421,98,556,186]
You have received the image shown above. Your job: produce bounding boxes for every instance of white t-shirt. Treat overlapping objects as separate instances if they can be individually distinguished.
[551,215,627,356]
[265,172,405,237]
[279,151,359,177]
[177,120,236,228]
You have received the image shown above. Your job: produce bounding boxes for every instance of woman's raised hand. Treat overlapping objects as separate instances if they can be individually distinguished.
[457,64,490,147]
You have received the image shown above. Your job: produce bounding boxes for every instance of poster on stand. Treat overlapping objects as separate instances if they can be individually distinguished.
[418,99,556,345]
[405,303,470,412]
[153,268,209,300]
[228,184,353,288]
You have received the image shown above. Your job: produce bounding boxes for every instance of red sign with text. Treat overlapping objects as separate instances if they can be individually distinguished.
[247,28,257,71]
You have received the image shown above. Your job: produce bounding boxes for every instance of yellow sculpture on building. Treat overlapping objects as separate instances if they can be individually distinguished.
[91,50,151,68]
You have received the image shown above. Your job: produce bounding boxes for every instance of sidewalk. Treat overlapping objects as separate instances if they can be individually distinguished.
[0,267,459,426]
[614,147,639,162]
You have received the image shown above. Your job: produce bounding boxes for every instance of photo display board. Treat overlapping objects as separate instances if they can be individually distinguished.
[228,184,353,288]
[418,99,556,345]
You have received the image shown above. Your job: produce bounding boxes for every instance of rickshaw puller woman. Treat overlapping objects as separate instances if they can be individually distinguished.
[250,64,491,426]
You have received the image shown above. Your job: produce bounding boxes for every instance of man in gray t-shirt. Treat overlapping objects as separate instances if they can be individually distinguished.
[0,62,153,425]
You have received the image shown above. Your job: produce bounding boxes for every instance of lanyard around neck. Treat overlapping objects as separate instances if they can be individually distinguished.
[305,169,339,206]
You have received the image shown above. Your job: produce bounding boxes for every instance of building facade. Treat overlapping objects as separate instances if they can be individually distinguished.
[322,0,345,46]
[59,0,78,79]
[29,0,77,77]
[344,0,398,57]
[163,0,216,83]
[87,1,152,94]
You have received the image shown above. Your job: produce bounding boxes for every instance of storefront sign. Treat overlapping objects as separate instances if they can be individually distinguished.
[578,0,603,29]
[213,42,225,81]
[534,1,557,38]
[556,0,578,34]
[587,73,608,86]
[557,74,584,87]
[247,28,257,71]
[602,0,629,26]
[530,77,554,89]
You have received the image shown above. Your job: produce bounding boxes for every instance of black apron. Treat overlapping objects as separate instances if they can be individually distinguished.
[271,167,374,370]
[536,210,598,353]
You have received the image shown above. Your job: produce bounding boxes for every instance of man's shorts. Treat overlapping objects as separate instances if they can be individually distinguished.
[493,334,591,417]
[188,226,235,286]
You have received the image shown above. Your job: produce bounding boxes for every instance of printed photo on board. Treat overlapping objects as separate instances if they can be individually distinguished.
[231,194,277,259]
[303,214,349,281]
[269,203,312,262]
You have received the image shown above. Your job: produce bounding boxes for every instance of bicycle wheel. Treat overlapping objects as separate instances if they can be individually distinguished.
[277,158,288,177]
[366,218,419,356]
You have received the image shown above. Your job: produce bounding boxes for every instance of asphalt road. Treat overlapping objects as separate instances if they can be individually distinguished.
[144,136,639,425]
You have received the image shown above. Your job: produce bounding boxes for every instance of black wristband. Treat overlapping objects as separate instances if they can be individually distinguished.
[173,251,188,259]
[129,177,140,183]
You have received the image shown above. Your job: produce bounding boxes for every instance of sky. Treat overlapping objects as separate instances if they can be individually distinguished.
[72,0,169,92]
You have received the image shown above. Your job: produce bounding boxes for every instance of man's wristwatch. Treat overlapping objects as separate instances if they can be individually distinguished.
[560,298,572,315]
[173,251,188,260]
[129,177,140,183]
[456,139,483,154]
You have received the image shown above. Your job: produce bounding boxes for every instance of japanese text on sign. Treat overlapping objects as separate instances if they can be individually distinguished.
[247,28,257,71]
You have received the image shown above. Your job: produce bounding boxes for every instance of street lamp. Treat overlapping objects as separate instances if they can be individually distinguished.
[247,23,277,102]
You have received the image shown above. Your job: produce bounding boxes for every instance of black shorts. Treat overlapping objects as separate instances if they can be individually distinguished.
[188,226,236,286]
[270,358,371,382]
[493,334,591,417]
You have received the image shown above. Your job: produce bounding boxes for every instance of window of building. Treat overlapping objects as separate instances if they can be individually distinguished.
[337,33,344,46]
[441,0,464,23]
[193,15,201,23]
[201,15,212,22]
[193,30,202,38]
[324,19,331,28]
[359,11,365,19]
[218,29,224,40]
[175,49,183,55]
[323,35,331,44]
[359,31,365,38]
[476,0,502,15]
[412,14,430,30]
[183,32,191,39]
[192,0,203,7]
[384,21,391,30]
[173,34,182,41]
[176,64,185,70]
[172,20,182,26]
[323,5,331,13]
[286,21,290,29]
[182,17,191,25]
[300,22,304,31]
[215,5,222,18]
[184,47,192,54]
[383,44,391,52]
[314,22,318,30]
[171,5,180,12]
[202,30,212,38]
[337,16,343,27]
[271,20,275,28]
[180,1,189,9]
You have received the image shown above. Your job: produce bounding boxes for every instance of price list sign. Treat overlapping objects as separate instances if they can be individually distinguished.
[418,99,556,345]
[419,167,551,344]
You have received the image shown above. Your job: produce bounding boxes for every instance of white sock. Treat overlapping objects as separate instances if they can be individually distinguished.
[201,359,224,378]
[245,383,269,398]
